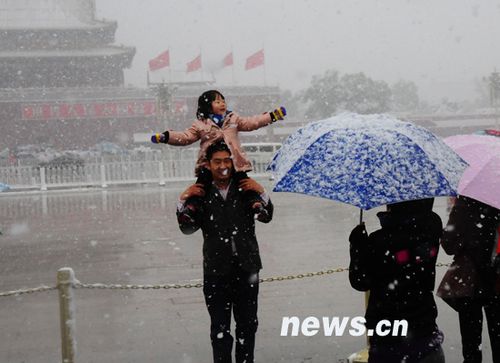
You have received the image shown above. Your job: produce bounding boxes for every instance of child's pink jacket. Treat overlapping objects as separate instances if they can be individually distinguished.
[167,111,272,174]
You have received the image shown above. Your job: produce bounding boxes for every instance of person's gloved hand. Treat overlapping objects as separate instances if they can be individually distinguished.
[178,203,197,224]
[180,183,205,201]
[349,223,368,245]
[253,202,268,217]
[151,131,169,144]
[269,106,286,122]
[239,178,265,194]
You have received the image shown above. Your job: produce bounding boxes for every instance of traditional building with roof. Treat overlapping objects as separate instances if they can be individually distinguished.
[0,0,282,152]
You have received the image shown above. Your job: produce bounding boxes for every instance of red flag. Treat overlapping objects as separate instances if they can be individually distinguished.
[223,52,233,67]
[149,50,170,71]
[186,54,202,72]
[245,49,264,70]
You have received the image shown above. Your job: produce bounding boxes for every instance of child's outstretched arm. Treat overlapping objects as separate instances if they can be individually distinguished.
[151,124,201,146]
[235,106,286,132]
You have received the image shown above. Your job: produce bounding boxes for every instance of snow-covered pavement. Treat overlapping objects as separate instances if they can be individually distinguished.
[0,183,485,362]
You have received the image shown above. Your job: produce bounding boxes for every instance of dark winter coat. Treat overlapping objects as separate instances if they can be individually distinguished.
[437,195,500,301]
[177,180,273,276]
[349,200,442,343]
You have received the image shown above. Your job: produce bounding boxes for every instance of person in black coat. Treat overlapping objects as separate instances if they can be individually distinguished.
[177,141,273,363]
[349,198,445,363]
[437,195,500,363]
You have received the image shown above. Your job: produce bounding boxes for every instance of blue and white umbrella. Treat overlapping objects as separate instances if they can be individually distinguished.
[268,113,467,213]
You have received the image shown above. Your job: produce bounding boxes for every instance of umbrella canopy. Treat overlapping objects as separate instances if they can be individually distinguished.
[268,113,467,210]
[443,134,500,209]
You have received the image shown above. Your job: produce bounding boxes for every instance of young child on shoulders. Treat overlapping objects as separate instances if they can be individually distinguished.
[152,89,286,209]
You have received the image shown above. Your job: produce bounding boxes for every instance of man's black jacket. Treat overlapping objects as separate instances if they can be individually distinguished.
[177,181,273,276]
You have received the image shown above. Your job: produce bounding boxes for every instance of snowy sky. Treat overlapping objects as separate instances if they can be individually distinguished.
[96,0,500,103]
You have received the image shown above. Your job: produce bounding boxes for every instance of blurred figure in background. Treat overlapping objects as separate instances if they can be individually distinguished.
[437,195,500,363]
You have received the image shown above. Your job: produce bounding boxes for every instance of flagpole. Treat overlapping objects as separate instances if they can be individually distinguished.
[263,43,267,86]
[231,45,235,86]
[263,58,267,86]
[199,46,203,83]
[168,48,172,84]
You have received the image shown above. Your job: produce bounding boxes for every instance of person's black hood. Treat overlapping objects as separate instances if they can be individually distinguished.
[388,198,435,214]
[378,198,436,229]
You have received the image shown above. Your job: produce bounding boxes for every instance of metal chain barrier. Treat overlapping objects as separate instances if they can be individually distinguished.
[0,285,57,297]
[0,264,451,296]
[0,263,453,363]
[259,267,350,283]
[73,281,204,290]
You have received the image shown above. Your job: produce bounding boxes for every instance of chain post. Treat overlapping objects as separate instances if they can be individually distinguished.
[57,268,76,363]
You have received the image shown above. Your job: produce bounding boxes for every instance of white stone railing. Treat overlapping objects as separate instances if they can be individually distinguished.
[0,157,271,191]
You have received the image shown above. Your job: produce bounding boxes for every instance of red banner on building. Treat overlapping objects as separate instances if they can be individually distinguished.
[173,98,188,114]
[21,101,157,120]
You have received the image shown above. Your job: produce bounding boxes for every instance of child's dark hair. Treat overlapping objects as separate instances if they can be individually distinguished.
[197,90,225,120]
[206,140,231,160]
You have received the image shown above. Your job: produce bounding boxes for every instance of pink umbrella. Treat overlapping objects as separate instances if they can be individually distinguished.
[443,134,500,209]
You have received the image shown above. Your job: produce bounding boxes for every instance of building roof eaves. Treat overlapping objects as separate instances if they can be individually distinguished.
[0,46,135,59]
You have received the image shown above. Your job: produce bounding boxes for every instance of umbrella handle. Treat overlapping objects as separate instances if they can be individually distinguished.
[359,209,364,224]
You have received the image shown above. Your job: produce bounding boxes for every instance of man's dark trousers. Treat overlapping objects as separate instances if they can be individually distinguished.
[458,296,500,363]
[203,258,259,363]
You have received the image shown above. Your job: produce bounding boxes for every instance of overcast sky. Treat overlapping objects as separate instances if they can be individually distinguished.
[96,0,500,103]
